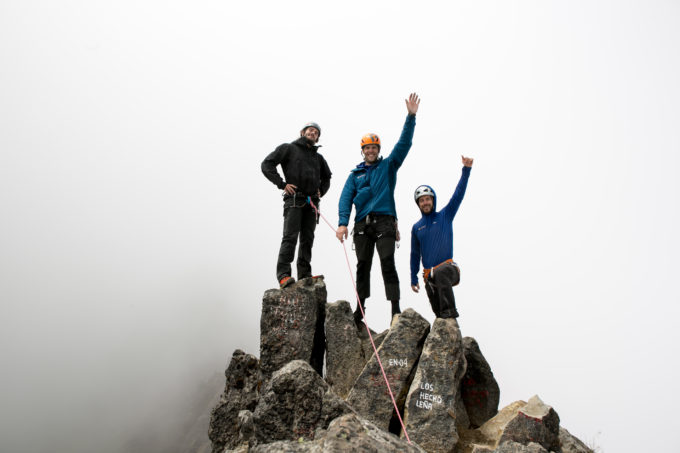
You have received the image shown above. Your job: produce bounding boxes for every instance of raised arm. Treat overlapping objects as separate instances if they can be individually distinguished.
[386,93,420,169]
[442,155,473,222]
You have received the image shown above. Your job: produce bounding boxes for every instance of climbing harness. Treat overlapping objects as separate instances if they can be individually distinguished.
[307,199,412,444]
[423,259,460,286]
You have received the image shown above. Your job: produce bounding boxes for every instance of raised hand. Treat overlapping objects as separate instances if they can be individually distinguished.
[461,155,474,167]
[405,93,420,115]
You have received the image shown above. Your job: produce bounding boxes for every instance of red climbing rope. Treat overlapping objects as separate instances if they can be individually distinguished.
[307,198,411,443]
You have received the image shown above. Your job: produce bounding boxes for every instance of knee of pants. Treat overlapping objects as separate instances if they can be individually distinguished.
[378,255,398,281]
[356,259,373,273]
[378,253,396,268]
[280,232,299,244]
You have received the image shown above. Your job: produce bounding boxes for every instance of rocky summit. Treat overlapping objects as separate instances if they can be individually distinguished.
[209,278,593,453]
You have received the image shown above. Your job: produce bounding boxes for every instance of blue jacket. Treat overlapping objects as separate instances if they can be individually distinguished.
[338,114,416,226]
[410,166,471,285]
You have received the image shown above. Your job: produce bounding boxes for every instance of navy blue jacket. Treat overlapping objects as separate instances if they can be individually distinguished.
[338,115,416,226]
[410,166,471,286]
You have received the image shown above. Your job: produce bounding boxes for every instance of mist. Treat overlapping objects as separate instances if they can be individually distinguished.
[2,1,680,452]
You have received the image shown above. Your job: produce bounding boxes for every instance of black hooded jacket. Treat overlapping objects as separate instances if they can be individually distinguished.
[261,137,332,197]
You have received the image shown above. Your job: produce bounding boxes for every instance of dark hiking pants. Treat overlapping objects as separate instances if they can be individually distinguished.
[353,214,400,304]
[276,196,318,281]
[424,261,460,318]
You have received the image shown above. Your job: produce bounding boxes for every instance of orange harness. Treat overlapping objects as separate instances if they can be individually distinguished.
[423,258,455,280]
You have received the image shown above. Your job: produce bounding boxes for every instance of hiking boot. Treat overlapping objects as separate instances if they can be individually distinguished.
[279,276,295,289]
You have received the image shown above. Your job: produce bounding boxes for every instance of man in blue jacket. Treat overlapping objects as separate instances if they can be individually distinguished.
[410,155,473,319]
[336,93,420,323]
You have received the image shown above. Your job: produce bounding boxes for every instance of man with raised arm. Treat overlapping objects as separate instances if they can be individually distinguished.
[410,155,473,319]
[336,93,420,324]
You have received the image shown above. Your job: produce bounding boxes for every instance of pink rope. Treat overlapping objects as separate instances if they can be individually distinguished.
[308,199,411,443]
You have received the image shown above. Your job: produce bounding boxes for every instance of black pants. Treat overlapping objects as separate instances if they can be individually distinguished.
[354,215,400,302]
[276,196,318,281]
[424,262,460,318]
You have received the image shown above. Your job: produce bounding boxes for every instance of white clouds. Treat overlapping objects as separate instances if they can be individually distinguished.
[1,1,679,452]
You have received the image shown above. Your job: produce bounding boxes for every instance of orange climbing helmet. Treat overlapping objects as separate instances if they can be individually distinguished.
[360,133,381,149]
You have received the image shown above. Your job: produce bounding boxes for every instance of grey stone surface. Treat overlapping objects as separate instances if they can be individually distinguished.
[250,440,322,452]
[471,447,495,453]
[559,427,594,453]
[250,413,426,452]
[224,445,250,453]
[462,337,501,428]
[403,318,468,452]
[457,400,527,453]
[260,277,326,380]
[324,300,368,398]
[495,441,550,453]
[238,410,254,445]
[321,413,427,452]
[252,360,353,444]
[455,385,471,431]
[347,309,431,431]
[498,396,560,453]
[209,350,260,453]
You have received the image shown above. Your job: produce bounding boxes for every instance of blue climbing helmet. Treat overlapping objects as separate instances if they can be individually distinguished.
[414,185,436,209]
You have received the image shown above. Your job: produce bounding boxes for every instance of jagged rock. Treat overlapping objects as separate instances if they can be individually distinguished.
[403,318,468,452]
[209,350,260,453]
[259,278,326,380]
[321,413,426,452]
[252,360,353,444]
[238,410,254,445]
[461,397,560,453]
[347,309,430,431]
[250,440,321,452]
[498,396,560,452]
[559,427,594,453]
[462,337,500,428]
[493,441,549,452]
[251,413,427,452]
[325,300,388,398]
[224,445,250,453]
[455,385,471,431]
[325,300,368,398]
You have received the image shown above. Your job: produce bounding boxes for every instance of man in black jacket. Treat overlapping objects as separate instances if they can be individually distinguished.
[261,122,332,288]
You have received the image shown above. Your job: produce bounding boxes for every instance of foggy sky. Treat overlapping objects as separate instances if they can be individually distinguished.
[1,1,679,452]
